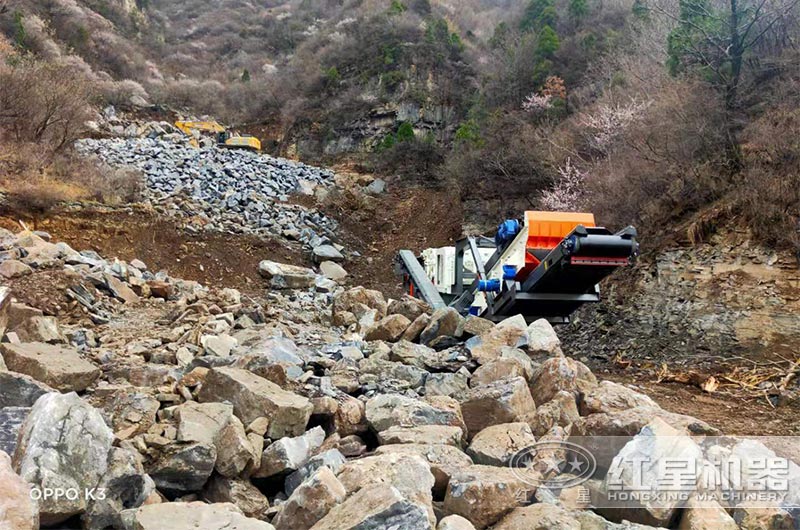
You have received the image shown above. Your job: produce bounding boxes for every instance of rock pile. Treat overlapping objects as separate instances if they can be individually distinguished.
[0,229,797,530]
[76,137,339,249]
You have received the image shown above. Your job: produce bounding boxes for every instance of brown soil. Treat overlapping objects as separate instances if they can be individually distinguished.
[592,366,799,436]
[0,206,306,295]
[322,184,463,298]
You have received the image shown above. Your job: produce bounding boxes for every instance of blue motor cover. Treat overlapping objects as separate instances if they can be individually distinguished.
[495,219,521,247]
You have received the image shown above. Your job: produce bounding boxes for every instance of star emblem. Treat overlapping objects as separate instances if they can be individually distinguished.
[568,455,584,473]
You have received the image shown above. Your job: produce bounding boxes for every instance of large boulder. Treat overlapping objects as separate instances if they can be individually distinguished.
[82,446,155,530]
[465,316,527,364]
[525,319,562,356]
[259,260,317,289]
[528,356,597,405]
[336,452,435,523]
[458,377,536,437]
[319,261,348,281]
[0,342,100,392]
[175,401,233,445]
[146,443,217,493]
[467,423,536,466]
[491,503,580,530]
[202,476,270,520]
[255,426,325,478]
[470,358,530,388]
[0,450,38,530]
[198,367,312,438]
[14,392,114,526]
[0,370,56,407]
[364,314,411,342]
[284,449,347,495]
[597,418,704,527]
[272,466,347,530]
[125,502,275,530]
[388,295,430,322]
[378,425,465,447]
[375,443,474,497]
[579,381,658,416]
[420,307,463,346]
[332,287,387,327]
[529,390,581,437]
[365,394,466,435]
[438,515,477,530]
[443,465,538,529]
[216,416,257,478]
[309,484,430,530]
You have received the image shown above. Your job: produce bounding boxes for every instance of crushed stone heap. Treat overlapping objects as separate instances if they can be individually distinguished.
[76,138,338,247]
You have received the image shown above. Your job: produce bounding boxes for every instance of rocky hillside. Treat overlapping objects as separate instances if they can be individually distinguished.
[1,222,798,530]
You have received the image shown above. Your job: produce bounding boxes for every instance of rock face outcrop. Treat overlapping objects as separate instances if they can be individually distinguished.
[13,392,114,526]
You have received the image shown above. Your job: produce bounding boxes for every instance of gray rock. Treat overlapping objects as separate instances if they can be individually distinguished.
[259,260,317,289]
[273,466,347,530]
[0,371,56,407]
[202,476,270,520]
[254,426,326,478]
[313,244,345,263]
[124,501,275,530]
[319,261,348,281]
[14,392,114,526]
[285,449,347,495]
[309,484,430,530]
[147,442,216,494]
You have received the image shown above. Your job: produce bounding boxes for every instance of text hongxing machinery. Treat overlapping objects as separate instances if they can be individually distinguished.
[397,211,639,324]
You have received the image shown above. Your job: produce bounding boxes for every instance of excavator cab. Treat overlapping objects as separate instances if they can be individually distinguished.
[175,120,261,151]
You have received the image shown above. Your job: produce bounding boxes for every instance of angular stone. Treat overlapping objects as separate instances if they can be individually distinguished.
[0,406,29,456]
[458,377,536,437]
[401,313,430,342]
[313,244,344,263]
[203,476,270,520]
[198,367,312,438]
[273,466,347,530]
[525,318,562,356]
[104,272,139,304]
[425,371,470,398]
[678,499,738,530]
[443,465,537,529]
[82,446,155,530]
[529,356,597,405]
[147,442,216,494]
[492,503,580,530]
[438,515,477,530]
[259,260,317,289]
[598,418,704,526]
[732,504,794,530]
[127,502,275,530]
[98,388,160,438]
[366,393,466,434]
[467,423,536,466]
[358,357,427,390]
[14,392,114,526]
[390,340,433,368]
[388,295,430,322]
[255,426,325,478]
[364,314,411,342]
[309,484,430,530]
[0,342,100,392]
[333,287,388,324]
[465,318,527,364]
[462,316,495,337]
[0,450,38,530]
[470,358,530,387]
[319,261,348,281]
[216,416,256,478]
[332,395,368,436]
[285,449,347,495]
[378,425,465,447]
[0,370,56,407]
[375,443,473,497]
[336,452,435,522]
[175,401,233,445]
[579,381,658,416]
[529,390,581,437]
[0,259,32,279]
[420,308,463,346]
[11,315,61,343]
[201,334,238,357]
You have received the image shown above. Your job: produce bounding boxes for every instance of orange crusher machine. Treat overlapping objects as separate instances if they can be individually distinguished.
[397,212,638,323]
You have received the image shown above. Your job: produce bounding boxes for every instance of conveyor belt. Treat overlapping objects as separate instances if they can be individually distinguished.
[485,225,637,321]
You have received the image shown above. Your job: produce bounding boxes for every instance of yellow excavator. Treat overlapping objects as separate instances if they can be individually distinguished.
[174,120,261,151]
